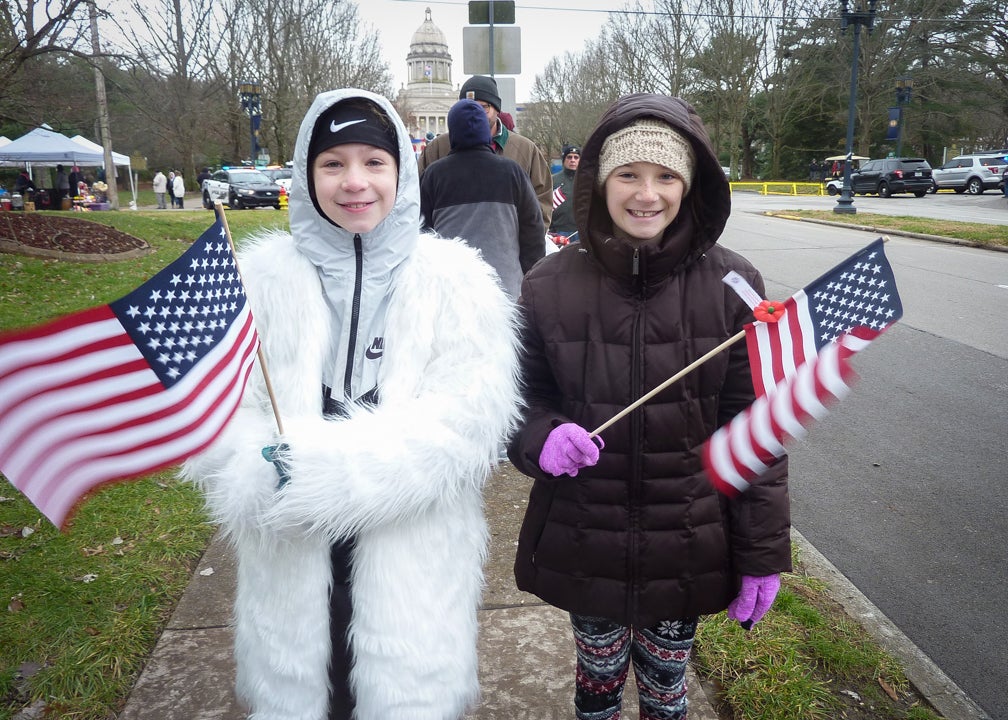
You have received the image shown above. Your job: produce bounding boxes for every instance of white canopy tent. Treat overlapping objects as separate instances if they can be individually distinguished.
[0,126,135,204]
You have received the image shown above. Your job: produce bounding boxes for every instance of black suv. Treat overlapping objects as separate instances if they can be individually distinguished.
[850,158,932,197]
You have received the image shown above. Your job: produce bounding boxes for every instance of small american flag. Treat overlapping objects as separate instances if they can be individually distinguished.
[552,185,566,209]
[746,238,901,397]
[0,214,260,528]
[703,239,902,496]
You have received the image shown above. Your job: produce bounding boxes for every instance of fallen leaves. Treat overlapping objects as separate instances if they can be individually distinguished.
[879,676,899,701]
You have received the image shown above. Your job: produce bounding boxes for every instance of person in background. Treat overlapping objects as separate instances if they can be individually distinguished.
[14,169,36,199]
[420,98,544,299]
[507,93,791,720]
[196,166,212,188]
[418,75,553,228]
[152,170,168,209]
[1002,162,1008,198]
[171,171,185,209]
[549,144,580,240]
[182,88,522,720]
[54,164,70,201]
[68,166,83,198]
[167,171,176,207]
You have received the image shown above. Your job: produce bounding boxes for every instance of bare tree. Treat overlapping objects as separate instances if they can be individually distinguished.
[109,0,231,180]
[524,35,623,157]
[606,0,704,97]
[0,0,94,122]
[226,0,393,164]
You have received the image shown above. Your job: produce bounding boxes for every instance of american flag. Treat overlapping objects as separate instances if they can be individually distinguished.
[0,215,260,528]
[552,185,566,209]
[703,239,902,496]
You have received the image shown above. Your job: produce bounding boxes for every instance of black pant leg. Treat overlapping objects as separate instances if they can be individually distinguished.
[327,538,356,720]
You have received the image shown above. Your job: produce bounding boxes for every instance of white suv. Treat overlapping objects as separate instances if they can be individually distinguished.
[930,153,1008,194]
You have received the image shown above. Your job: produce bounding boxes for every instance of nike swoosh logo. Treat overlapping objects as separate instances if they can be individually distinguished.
[365,337,384,360]
[331,118,366,134]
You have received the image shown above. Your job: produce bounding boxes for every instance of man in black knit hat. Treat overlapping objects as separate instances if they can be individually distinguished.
[549,144,580,239]
[417,75,553,227]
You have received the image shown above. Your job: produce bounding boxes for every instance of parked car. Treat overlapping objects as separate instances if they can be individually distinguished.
[261,165,292,192]
[850,157,932,197]
[201,168,282,210]
[929,153,1008,195]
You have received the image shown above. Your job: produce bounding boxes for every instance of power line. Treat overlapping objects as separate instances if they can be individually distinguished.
[386,0,1000,26]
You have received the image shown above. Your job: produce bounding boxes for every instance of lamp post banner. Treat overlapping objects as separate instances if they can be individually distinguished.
[886,107,901,141]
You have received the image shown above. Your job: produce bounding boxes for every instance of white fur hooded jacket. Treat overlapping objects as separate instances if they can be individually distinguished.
[182,89,522,720]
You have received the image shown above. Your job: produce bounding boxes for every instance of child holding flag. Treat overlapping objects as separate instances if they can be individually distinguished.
[507,93,791,719]
[183,89,522,719]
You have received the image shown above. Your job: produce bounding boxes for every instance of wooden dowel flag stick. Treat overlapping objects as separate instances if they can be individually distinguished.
[590,330,745,438]
[216,202,285,437]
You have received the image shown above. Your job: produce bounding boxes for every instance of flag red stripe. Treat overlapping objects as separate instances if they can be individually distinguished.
[38,326,258,526]
[17,308,257,500]
[0,217,263,528]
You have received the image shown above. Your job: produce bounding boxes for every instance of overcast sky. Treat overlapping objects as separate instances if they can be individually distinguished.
[355,0,635,102]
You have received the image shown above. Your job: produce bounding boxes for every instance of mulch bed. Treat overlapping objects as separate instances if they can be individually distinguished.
[0,212,149,258]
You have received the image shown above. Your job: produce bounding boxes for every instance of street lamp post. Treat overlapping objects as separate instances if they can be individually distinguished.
[238,80,262,165]
[895,75,913,157]
[834,0,877,215]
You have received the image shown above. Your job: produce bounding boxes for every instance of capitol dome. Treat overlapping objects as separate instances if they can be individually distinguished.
[396,8,457,140]
[406,8,453,86]
[409,7,448,53]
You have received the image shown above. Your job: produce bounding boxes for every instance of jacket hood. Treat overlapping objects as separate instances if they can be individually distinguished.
[287,88,420,404]
[573,94,731,282]
[289,88,419,280]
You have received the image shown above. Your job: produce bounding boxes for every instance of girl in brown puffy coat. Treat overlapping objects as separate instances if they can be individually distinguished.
[507,93,792,719]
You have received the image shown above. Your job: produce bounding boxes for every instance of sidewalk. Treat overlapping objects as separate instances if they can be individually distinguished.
[117,462,988,720]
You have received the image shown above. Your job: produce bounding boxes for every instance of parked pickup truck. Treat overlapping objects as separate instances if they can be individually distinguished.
[201,167,282,210]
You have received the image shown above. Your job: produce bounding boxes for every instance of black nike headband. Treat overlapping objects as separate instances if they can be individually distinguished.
[308,100,400,168]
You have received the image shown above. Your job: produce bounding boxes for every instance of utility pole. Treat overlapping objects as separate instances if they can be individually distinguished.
[89,0,119,210]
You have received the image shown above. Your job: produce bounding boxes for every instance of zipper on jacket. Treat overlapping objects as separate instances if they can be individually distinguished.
[342,233,364,400]
[627,298,645,622]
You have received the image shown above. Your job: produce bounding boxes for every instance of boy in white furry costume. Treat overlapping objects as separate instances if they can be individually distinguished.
[182,88,522,720]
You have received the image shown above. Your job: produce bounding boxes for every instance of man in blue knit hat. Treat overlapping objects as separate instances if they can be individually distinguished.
[417,75,553,228]
[419,99,544,300]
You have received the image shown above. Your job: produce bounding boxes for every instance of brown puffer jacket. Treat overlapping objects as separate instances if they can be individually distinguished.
[509,94,791,627]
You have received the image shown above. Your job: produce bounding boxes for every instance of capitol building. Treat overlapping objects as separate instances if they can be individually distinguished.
[394,8,458,141]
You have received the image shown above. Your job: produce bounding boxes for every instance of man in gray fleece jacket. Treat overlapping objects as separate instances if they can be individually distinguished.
[419,98,545,298]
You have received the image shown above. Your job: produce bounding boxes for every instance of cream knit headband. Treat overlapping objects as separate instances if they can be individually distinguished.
[597,119,696,193]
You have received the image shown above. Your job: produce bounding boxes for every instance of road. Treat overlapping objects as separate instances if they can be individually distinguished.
[721,193,1008,719]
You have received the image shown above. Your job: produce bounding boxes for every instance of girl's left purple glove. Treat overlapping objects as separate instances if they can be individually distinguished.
[727,574,781,629]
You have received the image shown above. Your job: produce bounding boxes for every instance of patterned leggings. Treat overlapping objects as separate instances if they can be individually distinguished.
[570,614,698,720]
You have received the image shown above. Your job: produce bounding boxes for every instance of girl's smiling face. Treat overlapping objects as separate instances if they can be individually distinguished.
[312,143,398,233]
[604,161,686,244]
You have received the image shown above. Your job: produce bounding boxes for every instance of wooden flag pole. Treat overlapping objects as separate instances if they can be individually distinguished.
[216,202,285,436]
[590,329,745,438]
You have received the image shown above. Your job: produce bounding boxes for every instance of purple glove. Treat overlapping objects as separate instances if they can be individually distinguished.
[538,423,604,477]
[727,574,781,629]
